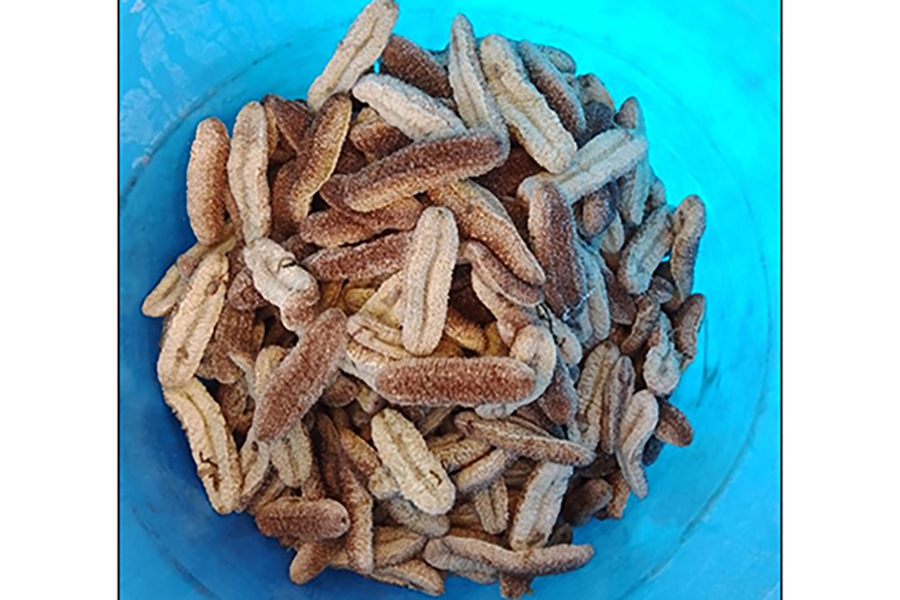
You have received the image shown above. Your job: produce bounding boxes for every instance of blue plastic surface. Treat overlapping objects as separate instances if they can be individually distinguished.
[119,1,781,598]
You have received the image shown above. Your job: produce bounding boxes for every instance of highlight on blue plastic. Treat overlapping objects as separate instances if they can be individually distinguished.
[119,1,781,598]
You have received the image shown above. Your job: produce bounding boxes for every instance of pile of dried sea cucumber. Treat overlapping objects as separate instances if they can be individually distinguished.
[142,0,707,596]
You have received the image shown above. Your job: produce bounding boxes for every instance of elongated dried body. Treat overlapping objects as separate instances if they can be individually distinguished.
[380,34,452,98]
[196,303,261,384]
[401,207,459,356]
[602,471,631,520]
[320,131,506,213]
[475,324,556,419]
[254,498,350,540]
[290,540,342,584]
[509,461,572,550]
[243,238,319,331]
[598,356,636,456]
[338,427,383,479]
[299,195,422,248]
[375,357,537,407]
[423,535,500,579]
[534,44,576,73]
[186,118,232,245]
[644,313,682,396]
[372,408,456,515]
[306,0,399,110]
[157,252,229,389]
[576,73,615,112]
[339,453,376,574]
[430,436,493,473]
[227,101,271,242]
[672,293,705,369]
[612,94,640,129]
[425,536,593,576]
[447,14,509,148]
[253,309,347,441]
[481,34,575,173]
[470,271,538,346]
[270,421,314,488]
[384,497,452,538]
[601,258,636,324]
[373,526,429,567]
[460,241,543,307]
[142,262,188,318]
[538,127,648,205]
[302,231,412,282]
[655,399,693,447]
[262,94,313,155]
[453,449,516,496]
[537,361,579,425]
[576,341,621,449]
[428,180,545,287]
[237,436,273,511]
[162,379,242,514]
[615,390,659,498]
[287,93,353,222]
[371,559,446,596]
[518,40,585,137]
[618,158,652,228]
[353,74,464,140]
[577,182,618,239]
[620,295,661,357]
[456,412,593,466]
[669,195,706,307]
[473,477,509,534]
[618,205,674,295]
[578,248,611,350]
[524,179,588,320]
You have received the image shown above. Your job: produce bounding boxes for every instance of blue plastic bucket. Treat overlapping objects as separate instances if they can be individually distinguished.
[119,1,781,598]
